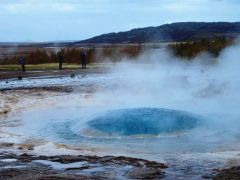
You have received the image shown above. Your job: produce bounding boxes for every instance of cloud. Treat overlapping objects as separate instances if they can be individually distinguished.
[0,0,239,41]
[0,1,81,14]
[0,0,113,14]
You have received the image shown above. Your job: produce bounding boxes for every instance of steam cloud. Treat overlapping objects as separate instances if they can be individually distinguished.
[78,42,240,140]
[12,42,240,156]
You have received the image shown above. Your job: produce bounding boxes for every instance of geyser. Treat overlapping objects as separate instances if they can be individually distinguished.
[88,108,201,136]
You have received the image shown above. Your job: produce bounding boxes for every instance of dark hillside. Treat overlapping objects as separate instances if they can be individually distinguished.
[76,22,240,44]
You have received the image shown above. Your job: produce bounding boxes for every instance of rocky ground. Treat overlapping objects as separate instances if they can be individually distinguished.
[0,86,72,118]
[0,86,168,179]
[213,166,240,180]
[1,85,240,179]
[0,151,239,180]
[0,67,109,80]
[0,152,167,179]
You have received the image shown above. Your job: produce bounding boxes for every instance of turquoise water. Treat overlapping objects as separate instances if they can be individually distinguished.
[15,104,239,155]
[88,108,201,136]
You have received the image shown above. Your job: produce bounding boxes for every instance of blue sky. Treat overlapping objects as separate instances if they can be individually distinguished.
[0,0,239,42]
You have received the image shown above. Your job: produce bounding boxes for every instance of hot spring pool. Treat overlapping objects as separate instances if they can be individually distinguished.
[87,108,201,136]
[20,106,222,158]
[12,100,239,159]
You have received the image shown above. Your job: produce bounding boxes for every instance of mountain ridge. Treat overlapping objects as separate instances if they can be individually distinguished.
[75,22,240,44]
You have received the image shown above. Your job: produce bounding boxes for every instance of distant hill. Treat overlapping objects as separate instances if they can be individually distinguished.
[75,22,240,44]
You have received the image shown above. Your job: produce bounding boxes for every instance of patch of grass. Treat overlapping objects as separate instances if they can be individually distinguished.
[0,63,115,71]
[0,63,81,71]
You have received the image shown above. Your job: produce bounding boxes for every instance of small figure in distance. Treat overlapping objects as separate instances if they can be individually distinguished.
[80,50,87,69]
[58,52,64,70]
[19,56,25,72]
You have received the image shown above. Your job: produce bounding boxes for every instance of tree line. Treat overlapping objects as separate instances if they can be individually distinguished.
[0,38,236,65]
[0,48,96,65]
[0,45,143,65]
[169,37,235,59]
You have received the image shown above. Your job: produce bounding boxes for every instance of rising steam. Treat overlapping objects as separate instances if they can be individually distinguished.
[8,42,240,156]
[73,42,240,140]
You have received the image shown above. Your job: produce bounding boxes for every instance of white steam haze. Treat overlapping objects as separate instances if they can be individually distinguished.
[90,43,240,116]
[3,42,240,164]
[63,43,240,143]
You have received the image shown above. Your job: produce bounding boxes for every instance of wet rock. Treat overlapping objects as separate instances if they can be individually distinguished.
[17,76,22,80]
[127,167,164,179]
[202,173,216,179]
[0,86,73,93]
[18,153,35,162]
[213,166,240,180]
[65,166,91,171]
[0,153,167,179]
[39,86,73,93]
[0,108,11,115]
[0,143,14,148]
[17,144,34,151]
[70,73,75,78]
[28,147,34,151]
[0,169,24,178]
[0,166,90,180]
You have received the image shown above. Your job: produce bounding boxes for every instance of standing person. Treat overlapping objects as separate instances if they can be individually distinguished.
[58,52,64,70]
[19,56,25,72]
[80,51,87,69]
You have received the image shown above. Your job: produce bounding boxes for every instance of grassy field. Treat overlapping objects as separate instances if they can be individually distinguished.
[0,63,80,71]
[0,63,112,71]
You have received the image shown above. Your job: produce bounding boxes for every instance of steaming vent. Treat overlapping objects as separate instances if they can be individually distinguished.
[87,108,201,137]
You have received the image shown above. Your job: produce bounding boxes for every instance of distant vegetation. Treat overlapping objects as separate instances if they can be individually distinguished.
[0,48,95,65]
[0,45,143,65]
[98,44,143,62]
[169,38,235,59]
[0,37,236,66]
